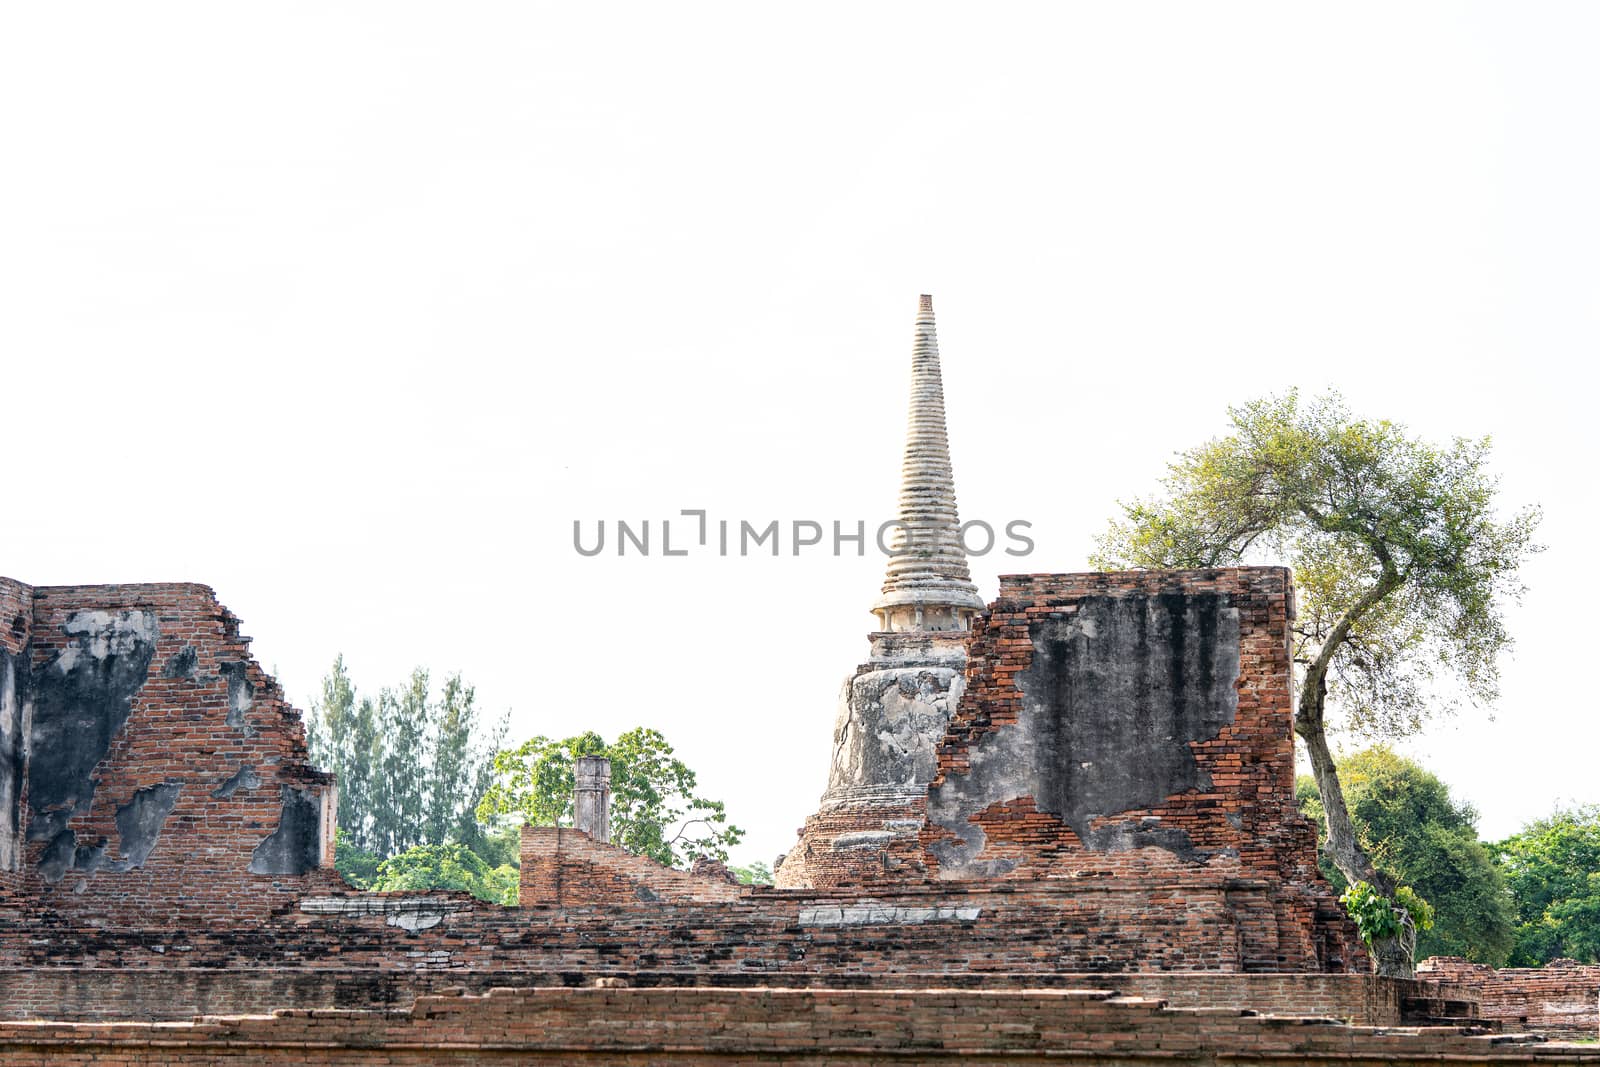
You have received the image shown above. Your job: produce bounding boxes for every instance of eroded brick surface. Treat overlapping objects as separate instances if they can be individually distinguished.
[0,580,338,924]
[1423,957,1600,1036]
[1,986,1597,1065]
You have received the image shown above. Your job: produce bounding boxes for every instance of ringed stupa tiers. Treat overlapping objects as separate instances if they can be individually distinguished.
[776,294,983,888]
[872,294,986,633]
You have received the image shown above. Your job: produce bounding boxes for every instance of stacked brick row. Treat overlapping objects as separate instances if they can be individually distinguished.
[777,797,936,888]
[0,873,1343,981]
[1421,957,1600,1036]
[520,828,746,907]
[0,964,1434,1025]
[1,986,1592,1065]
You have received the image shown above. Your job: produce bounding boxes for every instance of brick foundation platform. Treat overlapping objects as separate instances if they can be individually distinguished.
[0,986,1595,1065]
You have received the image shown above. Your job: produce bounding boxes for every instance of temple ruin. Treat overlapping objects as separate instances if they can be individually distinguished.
[1,296,1596,1061]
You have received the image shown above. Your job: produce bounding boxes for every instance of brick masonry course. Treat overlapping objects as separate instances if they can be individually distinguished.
[1,986,1598,1066]
[1423,957,1600,1037]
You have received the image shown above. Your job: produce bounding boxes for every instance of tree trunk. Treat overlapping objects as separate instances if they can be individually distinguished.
[1295,653,1412,977]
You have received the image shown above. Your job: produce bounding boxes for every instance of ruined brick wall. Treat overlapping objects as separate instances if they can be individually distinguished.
[0,986,1592,1066]
[1421,957,1600,1036]
[0,872,1354,986]
[0,570,1375,1035]
[520,827,746,907]
[916,567,1362,971]
[926,568,1300,879]
[6,581,337,923]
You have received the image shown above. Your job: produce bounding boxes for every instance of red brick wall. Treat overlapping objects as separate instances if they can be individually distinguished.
[780,797,937,888]
[1,873,1355,987]
[0,577,28,657]
[0,985,1592,1065]
[520,827,747,907]
[12,582,338,923]
[1421,957,1600,1036]
[928,569,1301,880]
[918,568,1362,971]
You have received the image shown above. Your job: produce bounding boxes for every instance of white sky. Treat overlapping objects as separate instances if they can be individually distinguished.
[3,3,1596,868]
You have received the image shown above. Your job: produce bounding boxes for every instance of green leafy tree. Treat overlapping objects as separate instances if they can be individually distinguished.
[425,674,505,855]
[333,830,382,890]
[310,657,383,854]
[477,727,743,867]
[371,670,431,857]
[307,659,508,878]
[1493,806,1600,966]
[1341,881,1436,963]
[731,861,773,885]
[1095,392,1539,975]
[1298,748,1515,965]
[368,843,519,906]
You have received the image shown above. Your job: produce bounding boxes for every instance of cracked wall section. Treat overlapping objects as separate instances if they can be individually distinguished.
[16,582,336,922]
[927,593,1241,876]
[919,568,1365,971]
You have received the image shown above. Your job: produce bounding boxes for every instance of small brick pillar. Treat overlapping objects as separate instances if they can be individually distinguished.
[574,757,612,844]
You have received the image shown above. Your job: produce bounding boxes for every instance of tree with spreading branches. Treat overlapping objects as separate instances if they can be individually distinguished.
[1093,392,1539,975]
[476,727,743,867]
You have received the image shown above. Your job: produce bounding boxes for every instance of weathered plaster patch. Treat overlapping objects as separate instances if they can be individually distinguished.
[831,831,897,851]
[798,904,981,926]
[219,662,255,735]
[299,896,473,917]
[826,666,965,802]
[113,782,180,869]
[299,894,468,934]
[249,786,321,875]
[211,765,262,799]
[27,610,158,848]
[928,593,1240,877]
[160,645,198,680]
[38,830,77,884]
[0,651,23,871]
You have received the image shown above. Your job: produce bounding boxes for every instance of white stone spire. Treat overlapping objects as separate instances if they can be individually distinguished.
[871,295,985,632]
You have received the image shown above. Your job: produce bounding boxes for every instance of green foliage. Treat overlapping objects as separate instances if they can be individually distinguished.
[1094,390,1540,737]
[1341,881,1404,943]
[476,727,743,868]
[470,822,524,870]
[1493,805,1600,965]
[1397,886,1437,933]
[1096,391,1536,974]
[1298,748,1514,965]
[307,657,508,872]
[1340,881,1435,965]
[732,861,773,885]
[333,830,382,890]
[368,843,519,906]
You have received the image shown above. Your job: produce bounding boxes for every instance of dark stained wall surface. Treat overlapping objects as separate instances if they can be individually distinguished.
[0,578,31,883]
[0,580,337,922]
[929,593,1242,874]
[918,568,1363,971]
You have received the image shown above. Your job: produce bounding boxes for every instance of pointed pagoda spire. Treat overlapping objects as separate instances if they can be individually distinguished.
[871,295,986,632]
